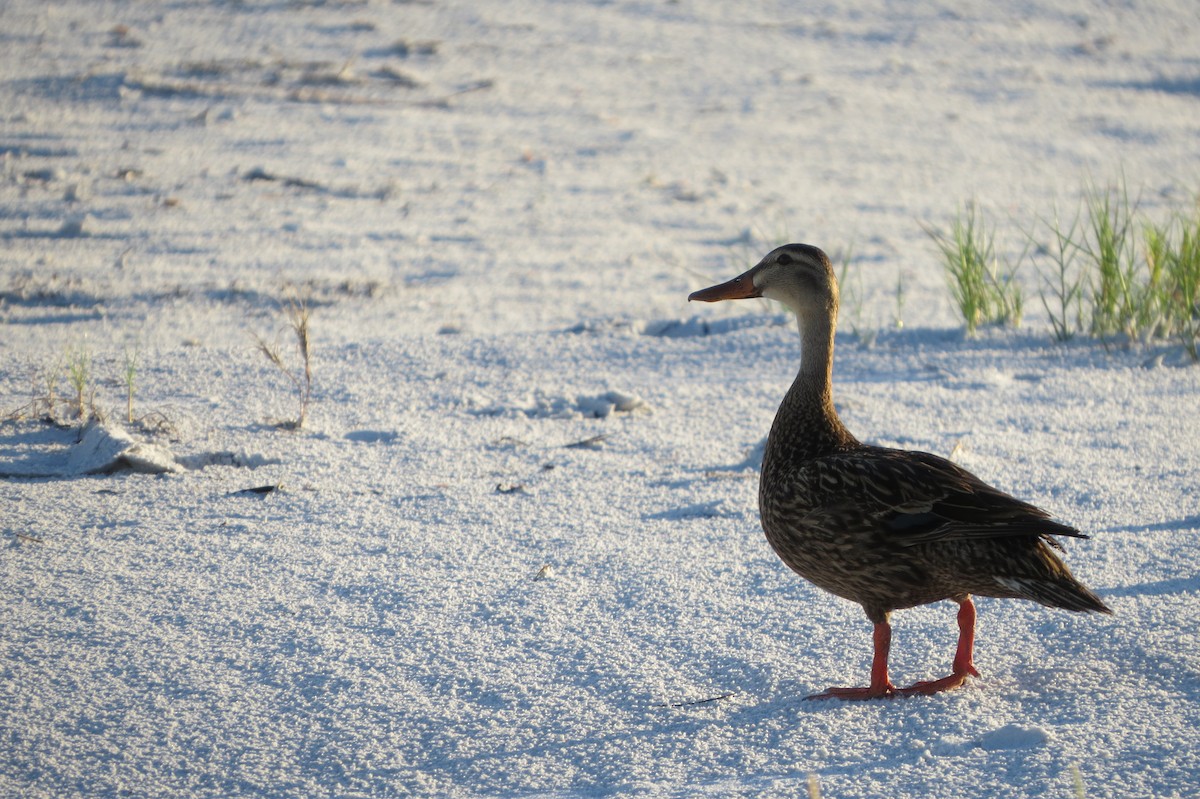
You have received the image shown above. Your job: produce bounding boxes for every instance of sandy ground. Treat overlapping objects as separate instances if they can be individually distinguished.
[2,1,1199,797]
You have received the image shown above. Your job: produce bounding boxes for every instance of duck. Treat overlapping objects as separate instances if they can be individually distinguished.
[688,243,1111,700]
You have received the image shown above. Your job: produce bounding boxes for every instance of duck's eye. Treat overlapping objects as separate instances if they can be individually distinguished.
[776,252,794,265]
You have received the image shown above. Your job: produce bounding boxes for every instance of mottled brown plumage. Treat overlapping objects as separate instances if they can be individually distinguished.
[689,243,1110,700]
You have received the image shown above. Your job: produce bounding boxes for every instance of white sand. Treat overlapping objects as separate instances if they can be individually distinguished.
[2,1,1199,796]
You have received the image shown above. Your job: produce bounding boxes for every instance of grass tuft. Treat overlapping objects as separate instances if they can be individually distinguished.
[923,201,1023,335]
[2,346,177,433]
[65,342,95,422]
[1027,179,1200,356]
[1029,206,1088,341]
[1080,179,1140,338]
[34,356,63,422]
[255,290,314,430]
[1143,202,1200,357]
[121,346,139,425]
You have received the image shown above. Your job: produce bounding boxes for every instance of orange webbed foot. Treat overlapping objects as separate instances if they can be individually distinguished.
[895,666,979,697]
[805,683,898,701]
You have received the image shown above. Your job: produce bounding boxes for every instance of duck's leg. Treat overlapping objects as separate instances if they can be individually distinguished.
[807,619,898,700]
[898,595,981,696]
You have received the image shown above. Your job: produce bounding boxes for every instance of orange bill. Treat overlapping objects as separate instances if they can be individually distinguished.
[688,271,761,302]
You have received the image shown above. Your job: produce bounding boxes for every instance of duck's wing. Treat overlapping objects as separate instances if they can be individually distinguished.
[807,447,1086,548]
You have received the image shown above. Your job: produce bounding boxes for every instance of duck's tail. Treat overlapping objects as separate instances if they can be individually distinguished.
[995,575,1112,614]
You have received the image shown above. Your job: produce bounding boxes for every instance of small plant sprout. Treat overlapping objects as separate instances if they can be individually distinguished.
[1172,206,1200,358]
[4,359,61,424]
[1081,179,1140,338]
[923,201,1023,334]
[893,269,907,329]
[37,356,63,422]
[66,343,92,422]
[255,291,314,430]
[1070,764,1086,799]
[1142,204,1200,358]
[121,346,139,424]
[834,245,875,346]
[286,293,313,425]
[1031,206,1088,342]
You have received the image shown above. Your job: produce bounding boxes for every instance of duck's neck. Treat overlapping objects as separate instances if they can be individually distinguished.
[765,310,859,466]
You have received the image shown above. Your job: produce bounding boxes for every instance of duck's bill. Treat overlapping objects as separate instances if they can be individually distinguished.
[688,272,761,302]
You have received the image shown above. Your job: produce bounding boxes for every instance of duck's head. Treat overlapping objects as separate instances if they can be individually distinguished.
[688,243,838,320]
